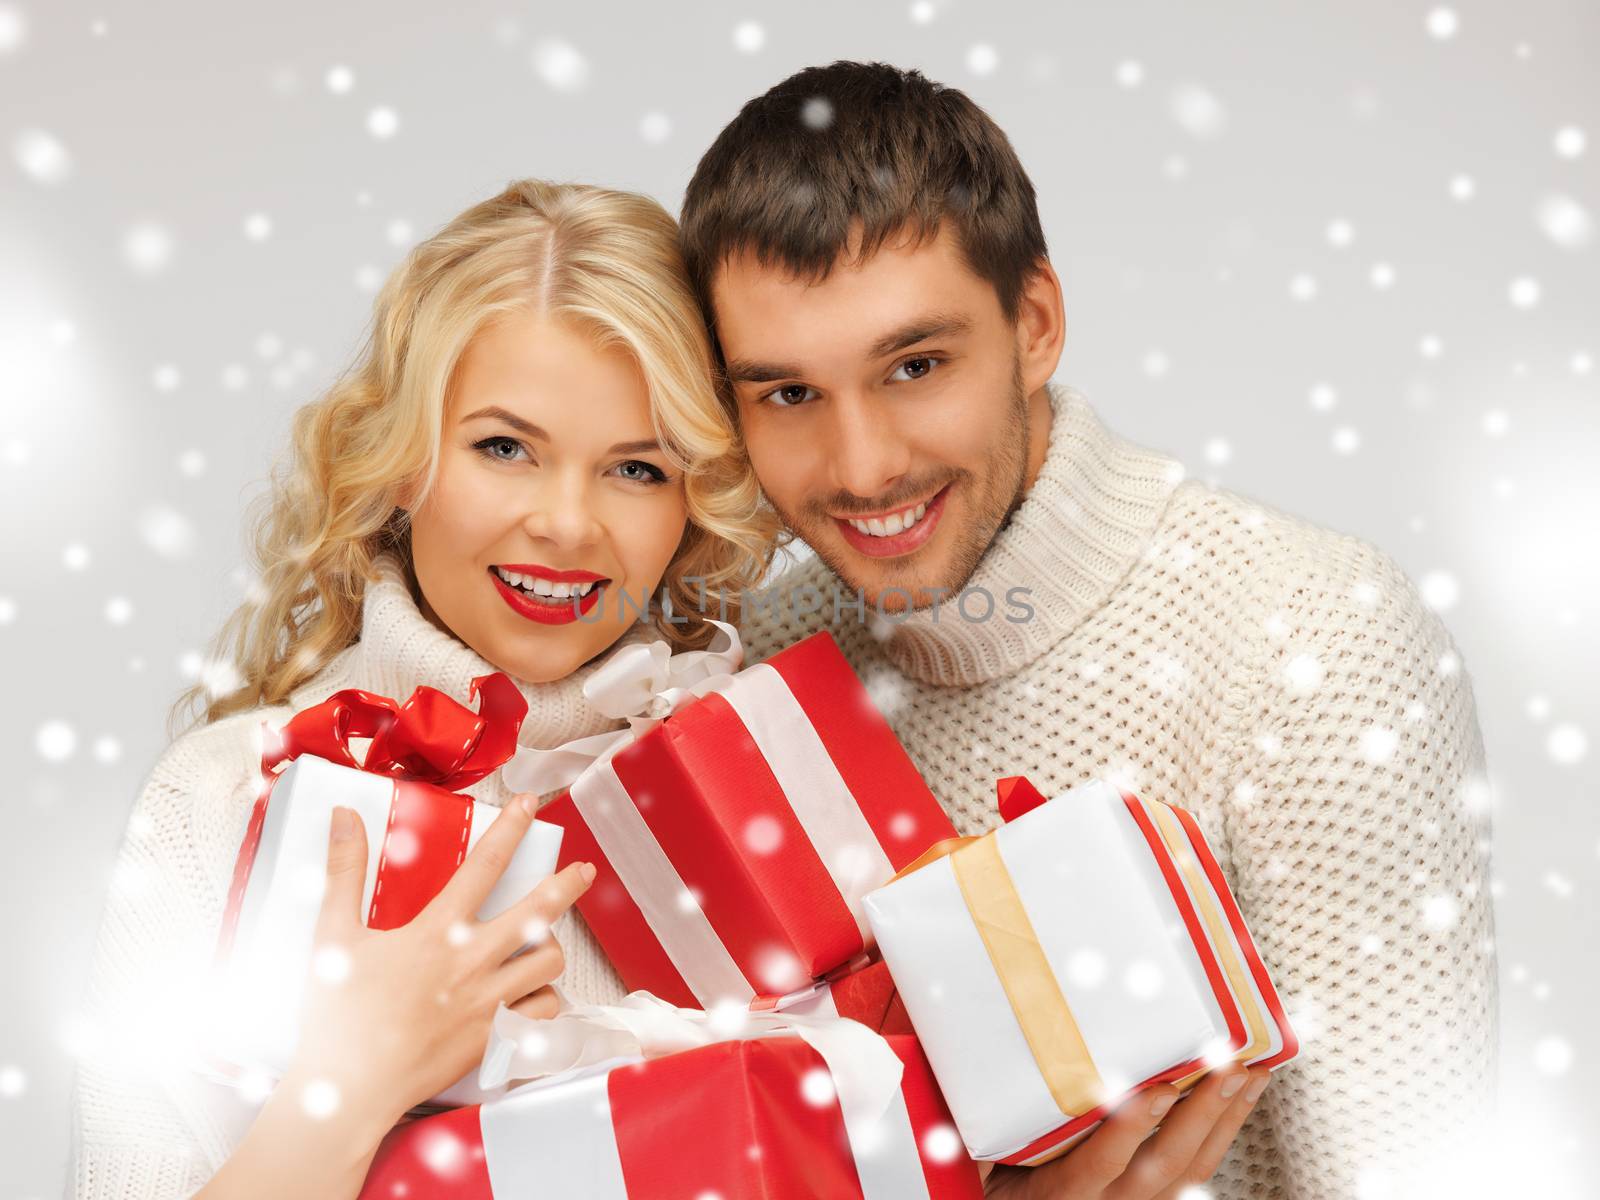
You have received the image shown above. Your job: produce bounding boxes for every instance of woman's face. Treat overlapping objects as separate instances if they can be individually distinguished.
[409,310,689,684]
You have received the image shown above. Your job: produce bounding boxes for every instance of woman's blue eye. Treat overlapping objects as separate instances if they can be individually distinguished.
[889,355,939,383]
[614,460,669,484]
[474,436,527,462]
[762,383,818,407]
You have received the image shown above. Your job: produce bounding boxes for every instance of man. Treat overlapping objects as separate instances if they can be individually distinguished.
[681,62,1496,1199]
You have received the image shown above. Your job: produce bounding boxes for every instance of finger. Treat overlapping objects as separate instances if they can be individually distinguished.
[1111,1068,1250,1199]
[1064,1085,1180,1192]
[482,861,596,958]
[507,985,561,1022]
[1170,1068,1271,1189]
[493,940,567,1003]
[432,794,540,918]
[313,806,369,943]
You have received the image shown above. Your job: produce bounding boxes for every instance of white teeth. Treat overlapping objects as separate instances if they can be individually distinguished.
[496,566,603,599]
[847,498,932,538]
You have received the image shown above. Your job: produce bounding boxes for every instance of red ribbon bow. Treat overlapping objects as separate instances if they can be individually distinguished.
[261,673,529,790]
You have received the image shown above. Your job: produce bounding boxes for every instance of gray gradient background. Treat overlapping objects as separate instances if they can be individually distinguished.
[2,1,1597,1196]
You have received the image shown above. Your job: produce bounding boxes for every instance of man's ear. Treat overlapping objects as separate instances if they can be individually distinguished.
[1015,258,1066,394]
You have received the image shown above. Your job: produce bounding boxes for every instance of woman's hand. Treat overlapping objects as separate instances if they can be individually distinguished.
[982,1066,1271,1200]
[285,794,594,1130]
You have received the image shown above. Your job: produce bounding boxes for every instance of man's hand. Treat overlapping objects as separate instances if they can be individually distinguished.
[983,1066,1270,1199]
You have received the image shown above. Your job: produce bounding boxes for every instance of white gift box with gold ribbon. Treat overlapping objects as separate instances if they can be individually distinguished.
[864,778,1296,1165]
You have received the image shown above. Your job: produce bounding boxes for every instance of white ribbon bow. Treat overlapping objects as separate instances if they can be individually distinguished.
[502,619,744,796]
[477,990,906,1147]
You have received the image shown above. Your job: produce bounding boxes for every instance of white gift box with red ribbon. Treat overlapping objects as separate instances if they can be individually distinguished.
[209,674,563,1108]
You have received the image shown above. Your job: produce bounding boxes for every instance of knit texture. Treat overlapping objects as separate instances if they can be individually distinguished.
[738,383,1498,1198]
[66,555,635,1196]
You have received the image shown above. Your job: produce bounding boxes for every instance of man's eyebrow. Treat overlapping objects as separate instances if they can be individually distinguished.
[460,405,548,439]
[723,314,974,387]
[724,359,805,385]
[868,313,973,359]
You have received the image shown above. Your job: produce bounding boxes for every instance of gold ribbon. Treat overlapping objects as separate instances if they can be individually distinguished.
[893,834,1104,1118]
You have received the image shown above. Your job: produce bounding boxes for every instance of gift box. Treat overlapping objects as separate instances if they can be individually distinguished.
[505,624,957,1008]
[864,777,1296,1165]
[359,995,982,1200]
[210,673,563,1107]
[777,959,915,1036]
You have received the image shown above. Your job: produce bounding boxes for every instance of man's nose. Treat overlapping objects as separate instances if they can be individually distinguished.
[824,392,912,504]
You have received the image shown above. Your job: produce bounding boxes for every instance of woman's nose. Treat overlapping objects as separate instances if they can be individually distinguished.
[520,471,605,552]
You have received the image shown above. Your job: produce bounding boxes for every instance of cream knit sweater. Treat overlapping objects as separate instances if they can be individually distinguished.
[735,383,1498,1199]
[67,556,638,1198]
[69,384,1496,1199]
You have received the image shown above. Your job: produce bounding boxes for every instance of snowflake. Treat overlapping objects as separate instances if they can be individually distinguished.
[743,815,783,855]
[139,504,196,560]
[366,106,399,139]
[325,64,354,94]
[531,39,588,91]
[1424,7,1459,40]
[1331,426,1361,455]
[1536,194,1592,250]
[299,1077,341,1118]
[1532,1036,1572,1076]
[1288,273,1318,301]
[36,720,77,763]
[1114,60,1144,89]
[1546,723,1587,765]
[1419,570,1459,611]
[639,111,671,144]
[1170,84,1227,139]
[13,128,71,184]
[123,222,175,274]
[1368,261,1396,289]
[1283,653,1324,693]
[1308,382,1338,412]
[1419,894,1460,931]
[966,43,999,76]
[1552,124,1586,160]
[243,212,272,241]
[91,735,122,764]
[1325,218,1355,247]
[1508,276,1541,309]
[731,21,764,53]
[0,1065,25,1098]
[1448,173,1475,201]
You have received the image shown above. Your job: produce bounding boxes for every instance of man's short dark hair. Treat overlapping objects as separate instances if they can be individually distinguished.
[681,61,1048,335]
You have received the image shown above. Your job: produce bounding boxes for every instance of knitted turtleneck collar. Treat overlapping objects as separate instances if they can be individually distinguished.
[304,553,636,750]
[879,383,1187,687]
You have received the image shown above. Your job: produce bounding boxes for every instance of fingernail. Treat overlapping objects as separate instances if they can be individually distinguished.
[1219,1071,1246,1100]
[1149,1091,1178,1118]
[330,807,356,842]
[1244,1073,1270,1103]
[579,861,597,885]
[520,793,537,816]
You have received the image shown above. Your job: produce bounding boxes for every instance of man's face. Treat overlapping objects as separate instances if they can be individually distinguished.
[712,226,1042,612]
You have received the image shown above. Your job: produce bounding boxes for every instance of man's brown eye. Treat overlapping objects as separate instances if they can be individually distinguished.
[904,357,931,378]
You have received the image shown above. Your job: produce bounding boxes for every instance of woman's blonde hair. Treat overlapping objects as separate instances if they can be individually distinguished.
[180,179,777,728]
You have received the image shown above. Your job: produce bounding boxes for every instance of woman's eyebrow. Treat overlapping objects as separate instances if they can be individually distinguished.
[461,406,660,456]
[460,405,548,439]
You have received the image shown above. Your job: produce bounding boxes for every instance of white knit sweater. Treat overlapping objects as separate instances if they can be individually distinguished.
[67,556,637,1198]
[69,385,1496,1199]
[736,383,1498,1199]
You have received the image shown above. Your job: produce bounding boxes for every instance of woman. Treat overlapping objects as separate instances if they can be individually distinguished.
[67,180,777,1199]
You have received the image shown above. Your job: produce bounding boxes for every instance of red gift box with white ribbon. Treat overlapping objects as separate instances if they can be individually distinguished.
[504,624,956,1008]
[358,994,983,1200]
[210,673,563,1107]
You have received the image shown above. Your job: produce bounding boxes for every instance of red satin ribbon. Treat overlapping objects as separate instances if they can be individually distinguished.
[217,673,528,959]
[261,672,528,790]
